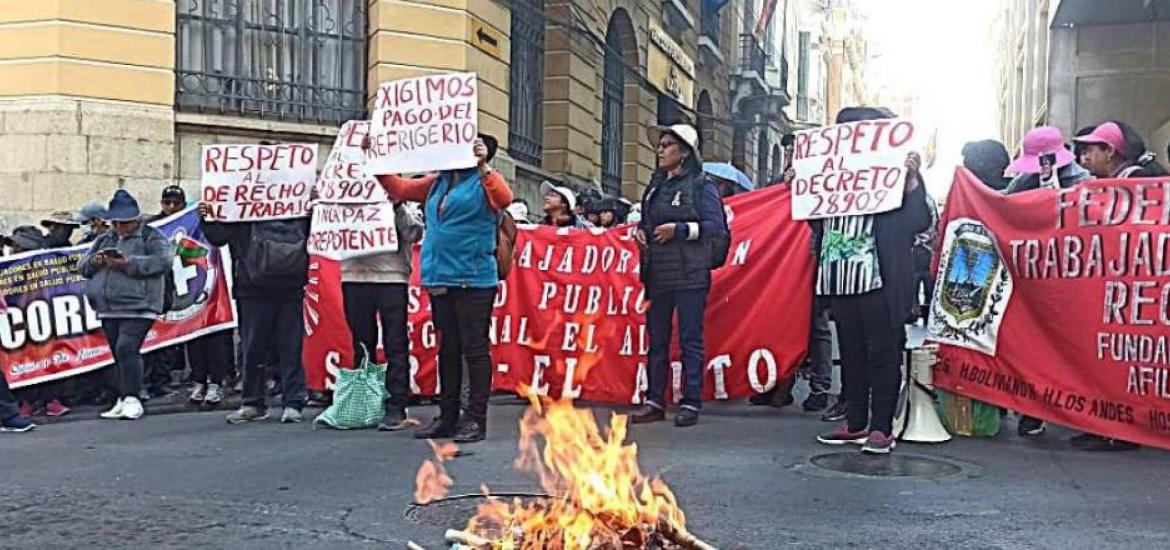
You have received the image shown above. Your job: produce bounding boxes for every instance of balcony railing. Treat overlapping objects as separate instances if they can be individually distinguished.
[737,34,767,76]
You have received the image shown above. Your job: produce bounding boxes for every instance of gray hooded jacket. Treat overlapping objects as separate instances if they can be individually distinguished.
[79,220,173,319]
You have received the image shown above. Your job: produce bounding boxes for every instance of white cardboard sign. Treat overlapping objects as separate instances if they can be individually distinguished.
[200,143,318,222]
[366,72,479,174]
[306,201,399,261]
[315,121,388,204]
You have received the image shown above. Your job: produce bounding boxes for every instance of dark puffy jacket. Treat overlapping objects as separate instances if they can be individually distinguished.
[639,161,721,294]
[79,221,173,318]
[202,219,309,300]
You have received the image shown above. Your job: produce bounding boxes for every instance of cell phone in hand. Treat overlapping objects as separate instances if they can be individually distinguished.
[99,248,124,259]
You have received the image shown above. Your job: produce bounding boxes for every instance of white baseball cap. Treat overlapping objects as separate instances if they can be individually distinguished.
[540,181,577,212]
[646,124,700,154]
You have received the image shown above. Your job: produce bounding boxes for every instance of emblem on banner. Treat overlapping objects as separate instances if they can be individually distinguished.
[928,218,1013,355]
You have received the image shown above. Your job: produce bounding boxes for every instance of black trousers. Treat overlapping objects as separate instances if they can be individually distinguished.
[830,290,905,435]
[238,298,306,410]
[430,287,496,425]
[188,331,232,385]
[343,282,410,409]
[0,373,20,420]
[100,318,155,398]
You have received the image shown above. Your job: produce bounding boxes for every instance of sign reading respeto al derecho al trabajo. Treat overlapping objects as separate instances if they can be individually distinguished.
[790,118,920,220]
[931,170,1170,451]
[200,143,318,222]
[0,209,236,388]
[366,72,479,175]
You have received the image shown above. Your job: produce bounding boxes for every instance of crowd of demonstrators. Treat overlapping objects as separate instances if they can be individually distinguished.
[630,124,728,428]
[79,190,175,420]
[372,135,513,444]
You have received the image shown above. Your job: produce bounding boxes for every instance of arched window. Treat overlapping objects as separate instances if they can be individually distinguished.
[770,144,782,183]
[756,130,770,183]
[601,10,634,197]
[508,0,545,166]
[696,91,714,156]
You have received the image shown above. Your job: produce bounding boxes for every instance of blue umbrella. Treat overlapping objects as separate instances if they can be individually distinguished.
[703,162,755,191]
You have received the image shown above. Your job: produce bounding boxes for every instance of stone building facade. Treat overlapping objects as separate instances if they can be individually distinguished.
[0,0,799,224]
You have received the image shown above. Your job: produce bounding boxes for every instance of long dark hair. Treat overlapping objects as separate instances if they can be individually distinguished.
[1110,120,1168,176]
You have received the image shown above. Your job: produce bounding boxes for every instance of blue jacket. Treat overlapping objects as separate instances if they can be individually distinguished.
[421,170,499,289]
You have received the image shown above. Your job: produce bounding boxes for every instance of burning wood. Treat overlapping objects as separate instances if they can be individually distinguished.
[413,398,718,549]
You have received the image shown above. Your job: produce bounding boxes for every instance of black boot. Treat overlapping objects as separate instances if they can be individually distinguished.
[453,419,486,443]
[413,416,458,439]
[630,405,665,424]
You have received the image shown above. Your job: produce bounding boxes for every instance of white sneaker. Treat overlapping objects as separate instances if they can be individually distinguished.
[280,407,303,424]
[120,396,144,420]
[100,398,125,419]
[204,383,225,405]
[188,383,207,403]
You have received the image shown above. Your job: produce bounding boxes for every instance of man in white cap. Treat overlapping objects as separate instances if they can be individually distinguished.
[540,181,590,229]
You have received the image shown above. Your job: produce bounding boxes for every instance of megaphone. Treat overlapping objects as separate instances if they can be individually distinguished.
[894,345,952,443]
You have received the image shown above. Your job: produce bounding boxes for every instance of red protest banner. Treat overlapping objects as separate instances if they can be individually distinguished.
[930,169,1170,450]
[366,72,479,175]
[791,119,920,220]
[303,185,814,403]
[1,210,236,388]
[200,143,318,222]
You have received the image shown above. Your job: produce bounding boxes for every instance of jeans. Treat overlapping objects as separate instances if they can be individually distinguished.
[831,290,905,435]
[0,374,20,420]
[100,318,154,398]
[239,298,306,411]
[646,288,709,411]
[343,282,410,410]
[803,296,834,395]
[188,331,232,385]
[430,287,496,425]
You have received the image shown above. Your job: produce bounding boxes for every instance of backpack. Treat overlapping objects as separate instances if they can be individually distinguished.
[245,220,308,280]
[494,210,518,279]
[699,176,733,269]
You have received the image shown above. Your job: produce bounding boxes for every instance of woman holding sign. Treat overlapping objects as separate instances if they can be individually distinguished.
[370,134,513,444]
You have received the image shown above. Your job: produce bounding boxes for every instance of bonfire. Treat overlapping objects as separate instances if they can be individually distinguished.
[412,398,716,550]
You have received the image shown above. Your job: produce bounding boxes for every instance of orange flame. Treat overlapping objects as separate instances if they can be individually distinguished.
[418,396,686,549]
[414,440,458,504]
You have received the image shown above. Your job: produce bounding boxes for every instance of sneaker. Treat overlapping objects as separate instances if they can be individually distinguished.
[306,391,330,408]
[44,400,70,417]
[414,417,458,439]
[100,398,126,419]
[188,383,207,403]
[802,392,830,412]
[674,408,699,427]
[377,408,411,431]
[453,420,486,443]
[1017,416,1045,437]
[19,401,34,418]
[1,415,36,433]
[1070,433,1139,452]
[629,405,665,424]
[203,384,225,406]
[280,407,303,424]
[817,425,870,445]
[226,406,269,424]
[120,396,145,420]
[821,399,848,422]
[861,431,896,455]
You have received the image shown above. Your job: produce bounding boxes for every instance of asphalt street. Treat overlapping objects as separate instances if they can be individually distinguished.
[2,397,1169,550]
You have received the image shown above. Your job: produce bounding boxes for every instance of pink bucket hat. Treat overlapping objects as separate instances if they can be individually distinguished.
[1073,121,1127,155]
[1009,126,1076,174]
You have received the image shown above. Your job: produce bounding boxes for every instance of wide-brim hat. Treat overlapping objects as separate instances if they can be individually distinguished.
[40,210,81,228]
[3,225,45,250]
[1009,126,1075,175]
[106,189,142,222]
[479,133,498,163]
[646,124,700,155]
[540,180,578,212]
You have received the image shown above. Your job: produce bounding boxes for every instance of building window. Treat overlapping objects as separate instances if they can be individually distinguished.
[701,0,720,46]
[756,130,769,183]
[696,91,714,155]
[176,0,367,126]
[601,17,626,197]
[509,0,545,167]
[797,31,810,121]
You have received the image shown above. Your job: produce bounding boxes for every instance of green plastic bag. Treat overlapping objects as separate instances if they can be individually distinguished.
[314,351,387,430]
[935,388,1001,438]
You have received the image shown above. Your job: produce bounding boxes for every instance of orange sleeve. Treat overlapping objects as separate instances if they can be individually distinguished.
[374,173,438,203]
[481,170,513,212]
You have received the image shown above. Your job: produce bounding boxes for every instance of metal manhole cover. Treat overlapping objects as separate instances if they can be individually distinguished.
[810,452,963,478]
[405,494,550,527]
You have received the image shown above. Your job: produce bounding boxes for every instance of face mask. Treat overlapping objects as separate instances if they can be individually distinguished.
[627,211,641,224]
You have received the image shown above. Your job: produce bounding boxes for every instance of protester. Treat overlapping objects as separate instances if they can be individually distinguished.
[138,185,193,400]
[1075,120,1168,179]
[814,107,932,454]
[74,202,108,244]
[630,124,727,428]
[372,135,513,443]
[198,202,310,425]
[626,203,642,225]
[1,374,35,433]
[341,201,424,431]
[1003,126,1092,194]
[40,211,81,247]
[911,193,939,322]
[961,140,1012,191]
[540,181,589,229]
[596,199,619,228]
[78,190,173,421]
[151,185,188,222]
[781,133,796,173]
[506,198,531,225]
